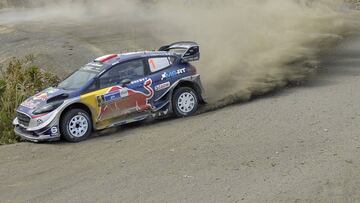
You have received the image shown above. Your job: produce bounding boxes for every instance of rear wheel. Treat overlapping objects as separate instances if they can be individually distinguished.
[60,109,92,142]
[172,87,199,117]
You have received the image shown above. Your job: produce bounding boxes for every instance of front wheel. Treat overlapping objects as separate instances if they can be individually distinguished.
[172,87,199,117]
[60,109,92,142]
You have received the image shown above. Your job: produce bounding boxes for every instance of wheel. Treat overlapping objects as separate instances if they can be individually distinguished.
[60,108,92,142]
[172,87,199,117]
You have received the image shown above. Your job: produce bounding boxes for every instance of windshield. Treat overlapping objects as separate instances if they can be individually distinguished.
[58,70,97,90]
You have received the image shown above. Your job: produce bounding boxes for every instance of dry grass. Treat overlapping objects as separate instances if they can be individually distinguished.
[0,56,59,144]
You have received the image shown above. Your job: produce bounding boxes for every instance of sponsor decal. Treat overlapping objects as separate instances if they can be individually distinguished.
[21,99,41,109]
[36,119,43,126]
[101,87,129,103]
[21,92,49,109]
[161,68,186,80]
[33,92,49,101]
[87,62,103,67]
[104,91,122,102]
[131,77,148,85]
[149,58,172,72]
[47,126,59,137]
[83,64,103,72]
[147,52,172,57]
[97,79,154,121]
[20,88,61,109]
[155,82,171,91]
[121,51,143,56]
[46,87,60,94]
[51,126,58,135]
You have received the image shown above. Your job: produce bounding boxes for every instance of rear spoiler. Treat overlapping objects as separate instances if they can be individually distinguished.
[159,41,200,62]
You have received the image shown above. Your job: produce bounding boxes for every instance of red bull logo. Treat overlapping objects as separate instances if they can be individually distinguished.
[21,92,48,109]
[33,92,48,101]
[97,79,154,121]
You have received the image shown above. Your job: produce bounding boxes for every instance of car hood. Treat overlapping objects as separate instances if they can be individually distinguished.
[17,87,72,116]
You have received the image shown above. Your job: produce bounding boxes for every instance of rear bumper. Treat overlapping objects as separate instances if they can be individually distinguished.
[194,75,207,104]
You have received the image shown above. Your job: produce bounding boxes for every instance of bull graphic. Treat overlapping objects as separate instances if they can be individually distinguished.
[97,79,154,121]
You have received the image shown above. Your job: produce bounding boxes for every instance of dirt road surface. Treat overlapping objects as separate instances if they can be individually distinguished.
[1,23,360,202]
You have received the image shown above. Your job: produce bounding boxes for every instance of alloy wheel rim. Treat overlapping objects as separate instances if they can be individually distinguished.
[68,114,88,138]
[177,92,196,113]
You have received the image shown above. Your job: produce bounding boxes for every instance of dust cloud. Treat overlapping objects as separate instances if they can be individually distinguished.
[148,0,359,108]
[0,0,359,108]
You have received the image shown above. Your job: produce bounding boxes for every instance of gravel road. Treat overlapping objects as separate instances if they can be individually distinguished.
[1,22,360,202]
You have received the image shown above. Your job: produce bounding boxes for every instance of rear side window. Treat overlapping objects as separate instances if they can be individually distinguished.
[148,57,173,73]
[99,59,145,89]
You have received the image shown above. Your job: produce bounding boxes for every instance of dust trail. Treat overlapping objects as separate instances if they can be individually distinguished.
[0,0,359,109]
[147,0,360,109]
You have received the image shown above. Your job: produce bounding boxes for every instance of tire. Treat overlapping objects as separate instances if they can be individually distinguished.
[172,87,199,117]
[60,108,92,142]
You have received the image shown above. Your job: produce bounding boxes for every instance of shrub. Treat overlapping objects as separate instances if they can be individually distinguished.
[0,55,59,144]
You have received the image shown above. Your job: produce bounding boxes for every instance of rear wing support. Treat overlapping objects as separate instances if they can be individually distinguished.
[159,41,200,62]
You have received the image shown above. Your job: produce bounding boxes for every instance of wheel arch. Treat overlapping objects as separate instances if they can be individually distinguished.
[172,80,205,104]
[59,103,94,130]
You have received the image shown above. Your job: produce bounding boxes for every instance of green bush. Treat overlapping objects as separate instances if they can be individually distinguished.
[0,56,59,144]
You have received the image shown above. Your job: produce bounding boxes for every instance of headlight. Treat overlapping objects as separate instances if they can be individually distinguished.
[33,101,64,115]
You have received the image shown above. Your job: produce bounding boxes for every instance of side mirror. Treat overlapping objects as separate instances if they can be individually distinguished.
[120,78,131,87]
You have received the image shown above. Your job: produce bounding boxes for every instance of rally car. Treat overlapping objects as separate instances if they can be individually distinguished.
[13,42,205,142]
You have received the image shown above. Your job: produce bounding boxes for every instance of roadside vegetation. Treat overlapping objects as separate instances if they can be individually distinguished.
[0,56,59,144]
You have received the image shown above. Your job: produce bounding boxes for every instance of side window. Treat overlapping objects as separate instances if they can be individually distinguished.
[148,57,173,73]
[83,81,97,94]
[99,59,145,89]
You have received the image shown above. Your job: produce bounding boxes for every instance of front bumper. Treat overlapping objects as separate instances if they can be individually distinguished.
[14,125,60,142]
[13,117,61,142]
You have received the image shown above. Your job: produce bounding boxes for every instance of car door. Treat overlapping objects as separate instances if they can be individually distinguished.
[95,59,151,123]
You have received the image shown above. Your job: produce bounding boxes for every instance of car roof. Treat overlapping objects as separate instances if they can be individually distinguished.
[118,51,174,61]
[86,51,175,73]
[109,51,174,64]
